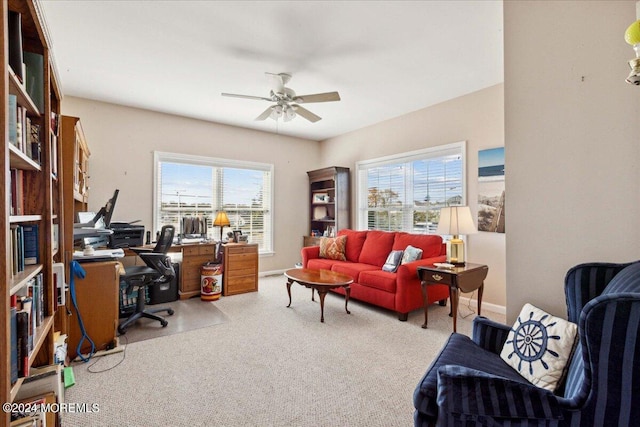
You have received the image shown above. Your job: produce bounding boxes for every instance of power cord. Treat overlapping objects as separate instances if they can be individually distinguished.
[457,290,477,319]
[69,261,95,362]
[86,334,127,374]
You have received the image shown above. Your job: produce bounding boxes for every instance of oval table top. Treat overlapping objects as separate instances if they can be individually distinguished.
[284,268,353,286]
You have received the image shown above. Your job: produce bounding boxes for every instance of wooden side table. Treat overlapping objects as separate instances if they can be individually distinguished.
[417,263,488,332]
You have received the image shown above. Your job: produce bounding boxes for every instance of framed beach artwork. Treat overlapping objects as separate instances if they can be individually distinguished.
[478,147,505,233]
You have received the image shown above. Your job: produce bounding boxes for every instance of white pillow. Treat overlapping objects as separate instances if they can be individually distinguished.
[401,245,423,264]
[500,303,577,391]
[382,250,404,272]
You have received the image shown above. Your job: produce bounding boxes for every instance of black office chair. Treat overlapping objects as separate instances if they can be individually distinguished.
[118,225,176,334]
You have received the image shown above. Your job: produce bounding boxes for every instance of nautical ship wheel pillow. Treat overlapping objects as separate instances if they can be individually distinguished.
[500,303,578,391]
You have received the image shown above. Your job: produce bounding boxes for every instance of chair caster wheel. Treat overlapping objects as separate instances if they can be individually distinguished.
[168,309,175,316]
[118,326,126,335]
[161,320,168,327]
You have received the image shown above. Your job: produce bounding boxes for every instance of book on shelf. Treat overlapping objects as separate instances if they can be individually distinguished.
[10,169,25,216]
[10,305,18,384]
[29,123,41,163]
[16,310,29,378]
[22,224,39,265]
[9,94,17,147]
[8,11,23,84]
[29,274,44,327]
[10,224,25,275]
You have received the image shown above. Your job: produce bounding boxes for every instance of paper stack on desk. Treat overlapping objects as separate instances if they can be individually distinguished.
[73,248,125,260]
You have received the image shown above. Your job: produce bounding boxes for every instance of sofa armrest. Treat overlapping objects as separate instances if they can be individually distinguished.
[396,256,447,283]
[436,365,563,423]
[301,245,320,268]
[471,316,511,354]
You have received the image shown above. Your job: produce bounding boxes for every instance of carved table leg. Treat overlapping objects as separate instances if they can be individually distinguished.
[286,278,293,308]
[420,280,429,329]
[344,285,351,314]
[451,286,459,333]
[317,289,328,323]
[477,282,484,317]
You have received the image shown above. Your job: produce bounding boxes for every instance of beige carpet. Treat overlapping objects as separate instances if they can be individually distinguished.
[64,274,504,427]
[119,298,228,344]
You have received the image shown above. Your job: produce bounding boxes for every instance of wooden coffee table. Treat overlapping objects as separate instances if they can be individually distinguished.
[284,268,353,322]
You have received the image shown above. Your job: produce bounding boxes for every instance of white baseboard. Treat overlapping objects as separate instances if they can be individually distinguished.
[259,270,507,315]
[458,295,506,315]
[259,269,287,277]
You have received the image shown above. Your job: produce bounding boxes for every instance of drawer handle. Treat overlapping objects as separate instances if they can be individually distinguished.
[431,274,443,281]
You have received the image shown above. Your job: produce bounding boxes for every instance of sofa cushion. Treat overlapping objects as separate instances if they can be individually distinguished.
[307,258,341,271]
[382,250,404,272]
[413,333,529,419]
[500,303,577,392]
[337,229,368,262]
[393,233,443,259]
[359,270,397,293]
[331,262,379,282]
[319,236,347,261]
[359,230,396,267]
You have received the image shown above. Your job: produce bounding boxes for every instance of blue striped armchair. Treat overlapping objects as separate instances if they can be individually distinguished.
[413,261,640,426]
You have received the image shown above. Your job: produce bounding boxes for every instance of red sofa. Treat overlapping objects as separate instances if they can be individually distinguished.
[301,229,450,321]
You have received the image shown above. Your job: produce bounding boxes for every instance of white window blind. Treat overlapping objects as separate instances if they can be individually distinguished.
[154,152,273,253]
[356,142,465,232]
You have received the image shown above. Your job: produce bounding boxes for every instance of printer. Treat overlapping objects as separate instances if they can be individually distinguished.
[108,222,145,249]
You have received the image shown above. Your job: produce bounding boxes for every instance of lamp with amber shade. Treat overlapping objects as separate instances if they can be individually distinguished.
[213,211,230,242]
[436,206,477,266]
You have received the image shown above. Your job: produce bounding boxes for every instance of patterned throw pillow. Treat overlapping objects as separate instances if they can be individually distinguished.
[401,245,423,264]
[500,303,578,391]
[319,236,347,261]
[382,250,404,272]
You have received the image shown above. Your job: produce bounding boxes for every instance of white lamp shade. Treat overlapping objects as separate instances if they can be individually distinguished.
[436,206,477,236]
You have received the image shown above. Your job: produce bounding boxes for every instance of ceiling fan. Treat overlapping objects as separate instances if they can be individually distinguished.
[221,72,340,123]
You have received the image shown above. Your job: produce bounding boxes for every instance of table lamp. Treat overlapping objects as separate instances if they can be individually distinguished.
[213,211,230,242]
[625,19,640,84]
[436,206,477,266]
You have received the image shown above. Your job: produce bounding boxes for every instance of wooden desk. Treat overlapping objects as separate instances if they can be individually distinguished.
[417,263,488,332]
[67,261,120,360]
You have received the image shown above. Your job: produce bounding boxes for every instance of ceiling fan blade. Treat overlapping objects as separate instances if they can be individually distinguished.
[294,91,340,103]
[255,106,273,121]
[293,105,322,123]
[221,92,272,102]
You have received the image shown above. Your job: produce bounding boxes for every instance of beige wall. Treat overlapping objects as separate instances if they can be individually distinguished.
[504,1,640,321]
[63,85,506,309]
[321,84,506,309]
[61,96,320,273]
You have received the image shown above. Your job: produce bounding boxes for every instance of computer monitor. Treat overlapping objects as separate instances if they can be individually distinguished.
[75,189,119,229]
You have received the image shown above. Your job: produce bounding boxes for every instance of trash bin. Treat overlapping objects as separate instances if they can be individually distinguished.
[201,263,223,301]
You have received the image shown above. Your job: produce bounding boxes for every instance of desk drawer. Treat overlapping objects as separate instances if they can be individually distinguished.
[421,271,453,286]
[183,245,215,256]
[224,276,257,295]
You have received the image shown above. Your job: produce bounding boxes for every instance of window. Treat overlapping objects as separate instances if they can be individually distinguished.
[154,152,273,254]
[356,142,465,232]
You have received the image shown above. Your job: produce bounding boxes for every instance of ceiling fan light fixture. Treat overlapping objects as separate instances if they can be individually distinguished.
[269,105,284,120]
[284,106,296,122]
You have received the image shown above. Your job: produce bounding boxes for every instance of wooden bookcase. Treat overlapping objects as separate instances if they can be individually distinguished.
[57,115,89,336]
[1,0,64,421]
[306,166,350,245]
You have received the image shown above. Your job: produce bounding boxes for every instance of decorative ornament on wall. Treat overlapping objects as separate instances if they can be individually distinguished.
[477,147,505,233]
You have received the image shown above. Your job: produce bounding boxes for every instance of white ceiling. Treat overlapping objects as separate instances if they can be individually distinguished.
[39,1,504,142]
